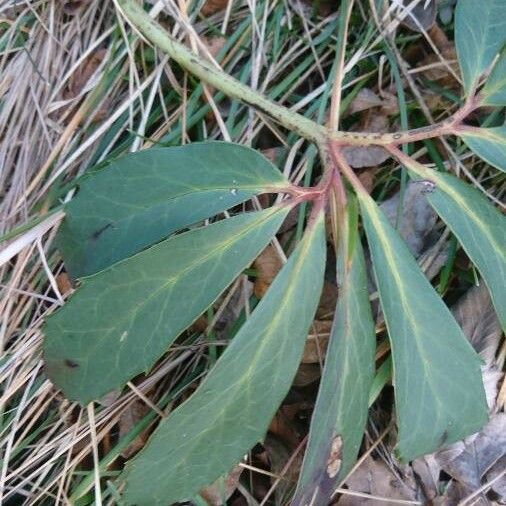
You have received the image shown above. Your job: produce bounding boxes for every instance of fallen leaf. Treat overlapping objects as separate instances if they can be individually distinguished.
[338,457,418,505]
[484,455,506,503]
[342,112,390,168]
[56,272,73,296]
[315,281,338,320]
[264,434,304,504]
[63,0,90,14]
[347,88,384,115]
[435,414,506,491]
[201,0,228,16]
[302,320,331,364]
[253,245,283,298]
[199,465,243,506]
[118,400,150,458]
[293,363,321,387]
[357,167,378,193]
[269,404,302,448]
[380,180,438,257]
[202,35,226,59]
[64,49,107,101]
[452,284,502,366]
[400,0,437,32]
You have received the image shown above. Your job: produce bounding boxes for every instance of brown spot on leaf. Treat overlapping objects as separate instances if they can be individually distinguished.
[326,435,343,478]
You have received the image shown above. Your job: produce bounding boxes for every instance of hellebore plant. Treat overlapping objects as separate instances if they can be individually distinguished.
[43,0,506,504]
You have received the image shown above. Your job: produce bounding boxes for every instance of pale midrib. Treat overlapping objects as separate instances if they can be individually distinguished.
[76,207,286,361]
[361,196,446,414]
[134,214,322,478]
[79,182,285,224]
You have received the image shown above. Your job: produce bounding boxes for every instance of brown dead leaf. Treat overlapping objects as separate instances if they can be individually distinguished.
[302,320,331,364]
[201,0,228,16]
[338,457,418,505]
[380,180,438,257]
[202,35,226,59]
[420,25,459,88]
[263,434,305,503]
[269,404,302,448]
[342,112,390,168]
[293,363,321,387]
[63,0,90,14]
[435,414,506,492]
[56,272,73,296]
[118,400,150,458]
[400,0,437,32]
[357,167,378,193]
[452,284,502,366]
[347,88,384,115]
[253,245,283,298]
[64,49,107,101]
[315,281,338,320]
[199,464,243,505]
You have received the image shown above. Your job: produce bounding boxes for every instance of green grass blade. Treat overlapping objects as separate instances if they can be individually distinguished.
[455,0,506,93]
[293,238,375,506]
[122,212,326,506]
[359,193,488,461]
[460,126,506,173]
[58,142,287,277]
[43,206,290,404]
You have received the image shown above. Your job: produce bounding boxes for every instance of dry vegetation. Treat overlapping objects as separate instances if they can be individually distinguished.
[0,0,504,504]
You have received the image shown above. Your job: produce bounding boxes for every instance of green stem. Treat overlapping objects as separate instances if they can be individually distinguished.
[116,0,326,143]
[116,0,479,148]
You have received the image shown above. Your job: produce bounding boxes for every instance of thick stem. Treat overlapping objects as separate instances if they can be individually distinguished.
[116,0,326,143]
[328,95,480,146]
[116,0,479,149]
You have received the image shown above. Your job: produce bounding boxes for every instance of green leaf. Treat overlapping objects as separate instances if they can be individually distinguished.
[481,48,506,105]
[43,207,289,404]
[57,142,287,277]
[460,126,506,173]
[416,171,506,330]
[359,193,488,461]
[122,212,326,506]
[292,237,375,506]
[455,0,506,93]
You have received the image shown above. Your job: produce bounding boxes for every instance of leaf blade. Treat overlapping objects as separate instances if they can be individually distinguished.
[455,0,506,93]
[421,171,506,331]
[460,126,506,174]
[44,206,289,404]
[293,237,375,506]
[481,48,506,105]
[359,193,488,461]
[58,142,287,277]
[122,212,327,505]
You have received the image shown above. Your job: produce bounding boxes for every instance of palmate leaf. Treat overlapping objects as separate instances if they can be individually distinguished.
[460,126,506,174]
[359,193,488,461]
[292,231,375,506]
[57,142,287,278]
[455,0,506,94]
[44,206,289,404]
[416,171,506,331]
[122,212,326,506]
[481,48,506,105]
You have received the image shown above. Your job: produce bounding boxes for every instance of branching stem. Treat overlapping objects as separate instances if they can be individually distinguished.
[116,0,478,150]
